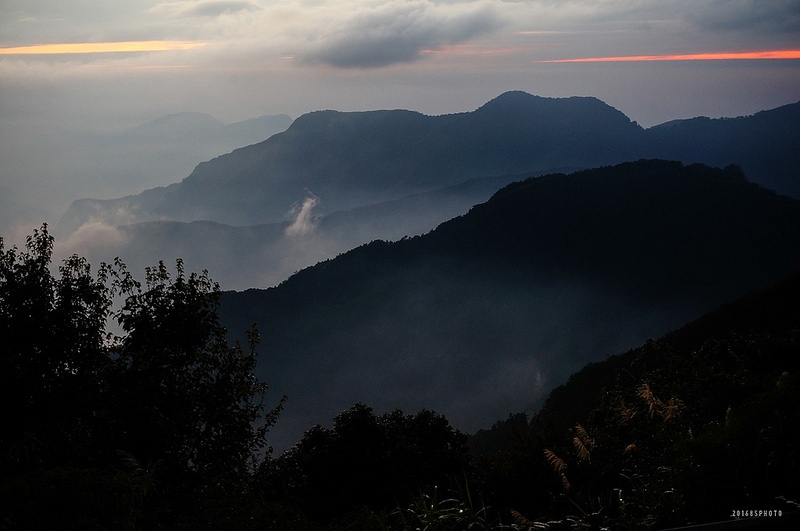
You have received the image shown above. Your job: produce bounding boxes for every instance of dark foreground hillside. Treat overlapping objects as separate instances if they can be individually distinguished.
[4,173,800,528]
[221,160,800,452]
[470,267,800,529]
[256,264,800,530]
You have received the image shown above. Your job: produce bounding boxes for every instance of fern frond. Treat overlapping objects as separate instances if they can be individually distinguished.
[663,397,684,422]
[638,382,664,419]
[543,448,567,473]
[573,436,591,463]
[116,449,143,473]
[543,449,570,491]
[574,423,595,449]
[616,398,637,425]
[622,443,637,455]
[511,508,536,526]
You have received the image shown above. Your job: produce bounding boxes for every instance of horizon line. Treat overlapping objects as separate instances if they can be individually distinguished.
[537,50,800,63]
[0,41,207,55]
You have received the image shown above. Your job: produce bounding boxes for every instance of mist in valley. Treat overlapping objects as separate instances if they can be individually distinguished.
[4,1,800,527]
[239,273,696,452]
[0,111,292,242]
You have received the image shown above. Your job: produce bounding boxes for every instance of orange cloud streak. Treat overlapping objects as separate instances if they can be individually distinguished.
[539,50,800,63]
[0,41,207,55]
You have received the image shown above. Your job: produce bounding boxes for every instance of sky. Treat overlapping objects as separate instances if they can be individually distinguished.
[1,0,800,230]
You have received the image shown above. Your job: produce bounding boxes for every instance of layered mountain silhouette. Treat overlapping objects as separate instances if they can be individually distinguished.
[642,101,800,198]
[64,173,525,289]
[52,112,292,233]
[218,160,800,451]
[60,92,642,230]
[118,111,293,153]
[468,244,800,525]
[536,263,800,437]
[0,112,292,237]
[60,91,800,231]
[56,92,800,291]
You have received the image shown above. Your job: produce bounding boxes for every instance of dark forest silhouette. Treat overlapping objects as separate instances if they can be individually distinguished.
[4,211,800,528]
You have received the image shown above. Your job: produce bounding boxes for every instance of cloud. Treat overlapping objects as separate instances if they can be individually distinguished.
[5,0,796,74]
[188,1,261,17]
[285,195,319,237]
[151,1,262,18]
[539,50,800,63]
[56,221,128,257]
[302,1,502,68]
[686,0,800,33]
[0,41,207,55]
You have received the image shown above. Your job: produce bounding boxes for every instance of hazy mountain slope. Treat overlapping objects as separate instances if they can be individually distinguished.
[59,92,800,235]
[643,100,800,198]
[119,112,225,140]
[470,261,800,527]
[59,92,643,229]
[219,160,800,451]
[58,173,528,290]
[48,112,293,235]
[179,91,640,220]
[538,265,800,434]
[52,93,800,295]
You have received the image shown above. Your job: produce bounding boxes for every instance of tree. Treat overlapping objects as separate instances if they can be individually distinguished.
[265,403,470,522]
[0,225,282,529]
[0,225,112,462]
[108,260,283,483]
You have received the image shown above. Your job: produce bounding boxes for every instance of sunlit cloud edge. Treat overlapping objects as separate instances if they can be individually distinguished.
[537,50,800,63]
[0,41,208,55]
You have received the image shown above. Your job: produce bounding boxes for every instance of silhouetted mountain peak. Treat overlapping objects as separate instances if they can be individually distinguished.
[59,92,799,232]
[476,90,545,110]
[477,91,599,111]
[476,91,637,129]
[219,160,800,451]
[286,108,426,137]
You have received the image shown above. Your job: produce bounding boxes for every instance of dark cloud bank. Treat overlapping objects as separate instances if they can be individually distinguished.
[307,3,501,68]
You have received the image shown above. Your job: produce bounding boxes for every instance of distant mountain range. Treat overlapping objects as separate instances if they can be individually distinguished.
[59,92,642,230]
[218,160,800,451]
[641,101,800,198]
[50,112,292,233]
[0,112,292,237]
[119,112,291,145]
[55,92,800,290]
[63,173,523,289]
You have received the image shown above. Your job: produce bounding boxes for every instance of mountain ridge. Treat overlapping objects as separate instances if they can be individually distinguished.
[59,91,645,229]
[468,260,800,526]
[54,92,800,294]
[218,160,800,451]
[58,90,800,231]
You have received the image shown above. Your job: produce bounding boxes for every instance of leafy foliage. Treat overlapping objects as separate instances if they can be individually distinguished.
[1,225,112,465]
[4,215,800,529]
[261,403,471,523]
[472,270,800,529]
[0,225,282,529]
[221,160,800,457]
[390,484,498,531]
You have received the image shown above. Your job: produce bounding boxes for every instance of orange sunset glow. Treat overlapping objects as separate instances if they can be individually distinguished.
[539,50,800,63]
[0,41,207,55]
